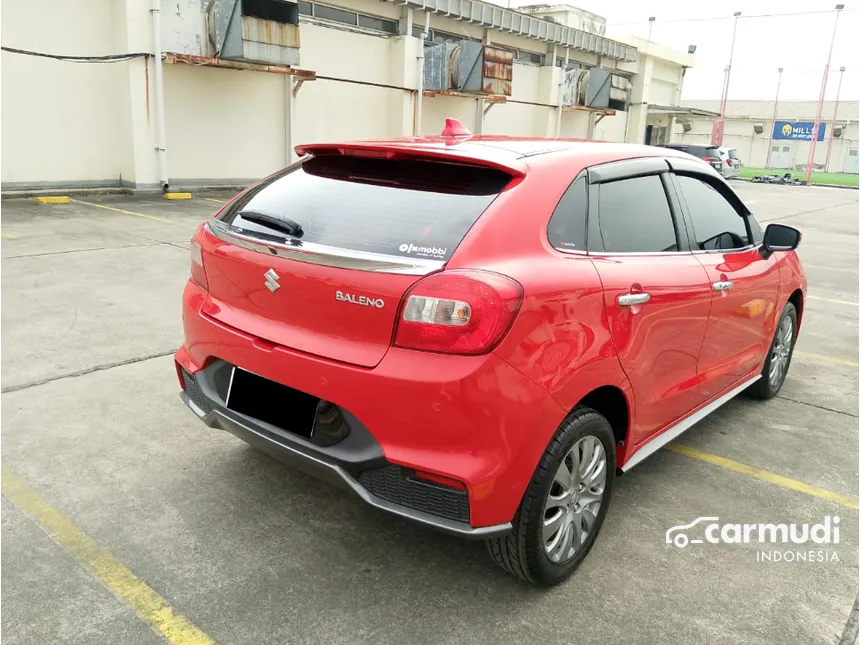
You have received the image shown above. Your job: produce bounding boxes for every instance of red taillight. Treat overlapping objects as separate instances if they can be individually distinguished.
[725,158,733,167]
[413,470,466,490]
[189,226,209,291]
[394,270,522,355]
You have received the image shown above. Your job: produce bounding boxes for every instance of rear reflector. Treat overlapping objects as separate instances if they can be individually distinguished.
[413,470,467,490]
[394,270,522,355]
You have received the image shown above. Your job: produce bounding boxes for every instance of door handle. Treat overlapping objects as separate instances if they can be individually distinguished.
[618,292,651,306]
[712,280,734,292]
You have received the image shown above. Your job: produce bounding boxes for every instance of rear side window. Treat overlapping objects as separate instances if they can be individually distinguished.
[596,175,679,253]
[218,156,511,261]
[547,177,587,252]
[675,175,750,250]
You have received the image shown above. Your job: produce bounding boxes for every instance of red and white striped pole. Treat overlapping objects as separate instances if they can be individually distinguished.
[765,68,783,169]
[712,11,741,146]
[805,5,843,185]
[824,66,846,173]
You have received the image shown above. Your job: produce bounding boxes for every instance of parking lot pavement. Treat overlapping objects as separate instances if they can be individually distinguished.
[1,183,858,645]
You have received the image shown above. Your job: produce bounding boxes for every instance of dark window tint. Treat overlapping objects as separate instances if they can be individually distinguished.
[749,214,763,244]
[675,175,749,250]
[298,0,312,15]
[358,14,397,33]
[218,156,510,261]
[314,4,357,24]
[597,175,678,253]
[547,177,587,251]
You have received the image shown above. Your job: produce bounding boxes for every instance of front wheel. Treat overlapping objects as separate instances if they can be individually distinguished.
[486,407,616,586]
[748,302,797,400]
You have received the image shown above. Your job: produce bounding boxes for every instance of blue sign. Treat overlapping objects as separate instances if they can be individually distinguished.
[773,121,826,141]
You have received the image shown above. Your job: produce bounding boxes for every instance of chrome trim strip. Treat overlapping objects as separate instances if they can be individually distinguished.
[180,394,511,539]
[588,250,695,257]
[553,247,589,257]
[206,220,445,276]
[620,374,761,472]
[690,245,756,255]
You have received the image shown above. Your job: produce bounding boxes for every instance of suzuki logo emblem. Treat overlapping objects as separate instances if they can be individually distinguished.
[264,269,280,293]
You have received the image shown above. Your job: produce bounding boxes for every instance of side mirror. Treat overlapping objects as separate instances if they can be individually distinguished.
[761,223,801,256]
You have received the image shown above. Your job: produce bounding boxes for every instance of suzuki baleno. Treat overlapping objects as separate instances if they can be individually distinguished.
[175,121,806,586]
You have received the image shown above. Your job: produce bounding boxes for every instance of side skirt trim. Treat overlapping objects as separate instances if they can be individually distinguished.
[620,374,761,472]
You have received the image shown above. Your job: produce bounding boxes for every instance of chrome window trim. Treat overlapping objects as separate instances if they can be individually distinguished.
[206,220,445,275]
[587,250,694,257]
[689,244,757,255]
[553,248,589,257]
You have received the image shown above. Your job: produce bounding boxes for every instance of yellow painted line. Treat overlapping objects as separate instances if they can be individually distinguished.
[71,199,176,224]
[1,467,215,645]
[204,198,228,204]
[2,232,20,239]
[808,295,858,306]
[34,196,69,204]
[165,192,192,200]
[667,444,859,510]
[794,350,858,367]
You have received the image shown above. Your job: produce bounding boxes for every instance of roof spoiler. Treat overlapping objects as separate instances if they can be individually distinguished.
[293,142,527,178]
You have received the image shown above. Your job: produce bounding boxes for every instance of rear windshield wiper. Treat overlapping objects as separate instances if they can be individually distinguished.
[236,210,304,238]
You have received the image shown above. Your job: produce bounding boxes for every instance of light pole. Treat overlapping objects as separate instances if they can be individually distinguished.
[805,4,844,185]
[647,16,655,41]
[712,11,741,146]
[765,67,784,169]
[824,65,846,172]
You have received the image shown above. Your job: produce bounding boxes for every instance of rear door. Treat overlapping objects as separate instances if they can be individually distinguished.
[669,169,781,400]
[200,154,512,367]
[587,159,713,442]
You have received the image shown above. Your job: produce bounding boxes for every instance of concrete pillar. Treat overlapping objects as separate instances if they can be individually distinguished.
[388,36,420,137]
[114,0,159,189]
[625,55,653,144]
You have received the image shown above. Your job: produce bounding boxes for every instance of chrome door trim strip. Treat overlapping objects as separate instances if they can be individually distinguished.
[620,374,761,472]
[206,220,445,275]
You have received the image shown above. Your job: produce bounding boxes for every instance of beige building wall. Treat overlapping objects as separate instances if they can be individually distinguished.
[1,0,692,191]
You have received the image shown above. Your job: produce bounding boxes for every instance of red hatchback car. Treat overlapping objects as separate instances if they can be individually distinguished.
[175,122,806,586]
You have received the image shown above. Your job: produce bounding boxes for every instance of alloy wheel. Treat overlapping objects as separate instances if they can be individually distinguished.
[542,435,607,563]
[769,316,794,389]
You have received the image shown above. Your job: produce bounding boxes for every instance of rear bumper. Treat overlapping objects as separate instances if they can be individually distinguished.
[176,281,566,532]
[178,370,508,538]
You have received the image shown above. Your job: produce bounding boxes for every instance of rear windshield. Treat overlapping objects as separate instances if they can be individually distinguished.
[728,149,739,159]
[217,155,511,261]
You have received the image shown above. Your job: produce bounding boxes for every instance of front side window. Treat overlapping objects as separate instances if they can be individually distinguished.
[675,175,750,251]
[596,175,679,253]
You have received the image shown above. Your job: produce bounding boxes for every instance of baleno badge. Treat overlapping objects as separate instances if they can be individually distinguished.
[336,290,384,308]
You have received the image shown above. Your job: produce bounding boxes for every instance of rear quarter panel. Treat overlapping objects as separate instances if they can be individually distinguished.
[446,151,636,462]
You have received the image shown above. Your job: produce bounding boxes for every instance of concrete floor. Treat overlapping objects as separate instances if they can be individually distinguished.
[1,183,858,645]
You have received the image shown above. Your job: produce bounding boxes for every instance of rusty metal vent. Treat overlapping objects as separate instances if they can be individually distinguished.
[209,0,300,66]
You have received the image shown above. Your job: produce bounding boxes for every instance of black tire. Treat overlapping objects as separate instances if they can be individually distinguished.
[486,406,616,586]
[748,302,797,400]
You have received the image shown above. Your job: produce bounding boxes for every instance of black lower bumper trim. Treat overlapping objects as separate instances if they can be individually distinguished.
[179,384,511,539]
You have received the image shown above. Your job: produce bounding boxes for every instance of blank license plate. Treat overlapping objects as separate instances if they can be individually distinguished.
[226,368,319,438]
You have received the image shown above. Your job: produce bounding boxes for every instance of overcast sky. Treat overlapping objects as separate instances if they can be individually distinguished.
[507,0,860,102]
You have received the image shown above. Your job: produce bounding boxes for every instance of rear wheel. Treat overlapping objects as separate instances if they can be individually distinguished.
[748,302,797,400]
[486,407,615,586]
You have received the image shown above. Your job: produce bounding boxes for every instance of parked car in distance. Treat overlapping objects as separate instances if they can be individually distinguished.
[717,146,742,179]
[659,143,723,174]
[176,120,806,587]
